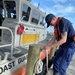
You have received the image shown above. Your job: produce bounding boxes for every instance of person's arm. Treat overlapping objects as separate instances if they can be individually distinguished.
[46,35,56,46]
[49,32,67,48]
[41,35,56,50]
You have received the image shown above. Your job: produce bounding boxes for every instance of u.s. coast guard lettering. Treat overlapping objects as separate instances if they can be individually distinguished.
[0,56,26,74]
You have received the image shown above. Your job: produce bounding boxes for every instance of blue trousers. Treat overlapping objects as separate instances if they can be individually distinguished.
[53,43,75,75]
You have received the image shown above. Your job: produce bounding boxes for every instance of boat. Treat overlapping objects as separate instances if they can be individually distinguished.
[0,0,51,75]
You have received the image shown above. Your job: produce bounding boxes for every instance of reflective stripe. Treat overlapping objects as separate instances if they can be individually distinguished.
[21,34,39,44]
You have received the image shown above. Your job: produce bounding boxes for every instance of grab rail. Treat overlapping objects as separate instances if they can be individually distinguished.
[0,26,13,57]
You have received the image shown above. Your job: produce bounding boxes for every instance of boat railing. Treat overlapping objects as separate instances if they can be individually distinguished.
[0,26,13,58]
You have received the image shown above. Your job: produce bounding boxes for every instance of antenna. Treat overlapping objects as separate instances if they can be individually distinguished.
[37,2,40,8]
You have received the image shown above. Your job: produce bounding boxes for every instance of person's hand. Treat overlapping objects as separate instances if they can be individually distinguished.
[40,45,45,50]
[41,45,49,51]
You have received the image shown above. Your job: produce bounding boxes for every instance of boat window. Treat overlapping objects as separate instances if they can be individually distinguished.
[31,10,40,24]
[4,1,16,19]
[22,4,31,21]
[40,17,45,26]
[0,8,4,20]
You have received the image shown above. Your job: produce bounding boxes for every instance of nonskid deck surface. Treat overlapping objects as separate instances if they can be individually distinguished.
[0,45,28,61]
[13,47,28,58]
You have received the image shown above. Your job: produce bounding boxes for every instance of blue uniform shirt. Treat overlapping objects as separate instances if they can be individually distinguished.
[59,17,75,44]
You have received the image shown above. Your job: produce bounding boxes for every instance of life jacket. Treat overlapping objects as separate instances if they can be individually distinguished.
[54,17,62,41]
[54,17,75,42]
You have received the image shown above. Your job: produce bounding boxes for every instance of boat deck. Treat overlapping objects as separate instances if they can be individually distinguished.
[0,44,28,61]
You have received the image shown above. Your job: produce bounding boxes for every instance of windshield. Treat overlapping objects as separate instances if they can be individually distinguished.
[4,1,16,19]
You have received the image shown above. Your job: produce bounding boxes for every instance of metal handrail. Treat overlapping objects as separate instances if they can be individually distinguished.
[0,26,13,57]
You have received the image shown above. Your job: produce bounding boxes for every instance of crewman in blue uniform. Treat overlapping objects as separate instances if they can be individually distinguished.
[41,13,75,75]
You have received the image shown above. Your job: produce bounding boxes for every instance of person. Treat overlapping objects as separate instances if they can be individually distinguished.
[41,13,75,75]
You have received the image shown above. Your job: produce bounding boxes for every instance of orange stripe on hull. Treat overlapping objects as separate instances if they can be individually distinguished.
[12,66,26,75]
[12,48,51,75]
[40,48,50,60]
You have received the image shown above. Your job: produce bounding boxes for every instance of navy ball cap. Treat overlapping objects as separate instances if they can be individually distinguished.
[45,14,55,27]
